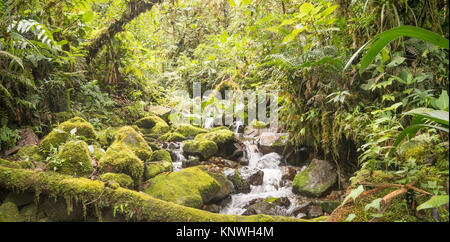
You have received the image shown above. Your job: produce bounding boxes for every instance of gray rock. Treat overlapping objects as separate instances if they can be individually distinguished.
[292,159,337,197]
[247,170,264,186]
[258,133,290,154]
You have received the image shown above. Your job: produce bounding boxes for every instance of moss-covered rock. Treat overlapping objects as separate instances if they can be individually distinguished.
[0,165,307,222]
[17,145,43,161]
[0,158,21,168]
[224,168,250,194]
[0,201,24,222]
[40,117,97,152]
[136,116,170,135]
[145,160,173,180]
[98,144,145,184]
[143,166,229,209]
[49,140,93,177]
[251,120,268,129]
[175,124,208,138]
[19,203,41,222]
[98,173,134,189]
[149,106,172,123]
[183,140,218,160]
[292,159,337,197]
[150,150,172,163]
[195,129,235,145]
[159,131,187,142]
[113,126,152,161]
[98,127,120,148]
[195,129,236,156]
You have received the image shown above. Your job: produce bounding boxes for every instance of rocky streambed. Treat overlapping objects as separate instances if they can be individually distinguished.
[0,110,348,222]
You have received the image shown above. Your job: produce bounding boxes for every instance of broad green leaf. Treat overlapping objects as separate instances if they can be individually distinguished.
[345,213,356,222]
[386,55,406,68]
[282,27,304,44]
[342,185,364,206]
[358,26,449,73]
[417,195,449,210]
[364,198,382,212]
[406,109,449,126]
[431,90,449,111]
[299,3,314,16]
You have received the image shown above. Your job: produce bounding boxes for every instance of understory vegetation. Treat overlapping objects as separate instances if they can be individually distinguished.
[0,0,448,222]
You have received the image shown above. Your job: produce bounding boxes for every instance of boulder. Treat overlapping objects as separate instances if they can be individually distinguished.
[143,166,231,209]
[182,156,200,168]
[292,159,337,197]
[144,150,173,179]
[52,140,93,177]
[223,168,250,194]
[158,131,186,142]
[148,106,172,123]
[195,129,236,157]
[247,170,264,186]
[112,126,153,161]
[0,202,24,222]
[40,117,97,152]
[98,144,145,184]
[175,124,208,138]
[136,115,170,135]
[258,133,290,154]
[183,140,218,160]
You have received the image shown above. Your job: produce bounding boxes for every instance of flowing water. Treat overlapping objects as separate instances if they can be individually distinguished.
[219,135,299,216]
[163,125,300,216]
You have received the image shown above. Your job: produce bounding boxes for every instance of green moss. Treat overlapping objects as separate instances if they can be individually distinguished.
[183,140,218,160]
[16,160,35,169]
[54,112,75,123]
[144,166,223,209]
[20,203,40,222]
[136,116,170,135]
[113,126,153,161]
[149,106,172,123]
[17,145,43,161]
[150,150,172,163]
[0,158,21,168]
[175,124,208,138]
[0,201,24,222]
[40,117,97,152]
[159,131,187,142]
[292,160,335,197]
[251,120,268,129]
[145,160,173,180]
[195,129,235,145]
[52,140,93,177]
[99,173,134,189]
[98,127,120,148]
[99,144,145,184]
[0,165,307,222]
[91,145,106,161]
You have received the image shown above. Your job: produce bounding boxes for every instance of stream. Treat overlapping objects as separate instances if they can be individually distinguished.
[163,123,305,217]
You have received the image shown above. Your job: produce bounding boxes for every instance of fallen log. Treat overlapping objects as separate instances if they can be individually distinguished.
[0,165,306,222]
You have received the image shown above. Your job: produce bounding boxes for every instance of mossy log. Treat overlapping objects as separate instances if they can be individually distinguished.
[0,165,307,222]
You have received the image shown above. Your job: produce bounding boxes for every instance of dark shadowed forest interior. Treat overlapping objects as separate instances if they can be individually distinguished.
[0,0,448,223]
